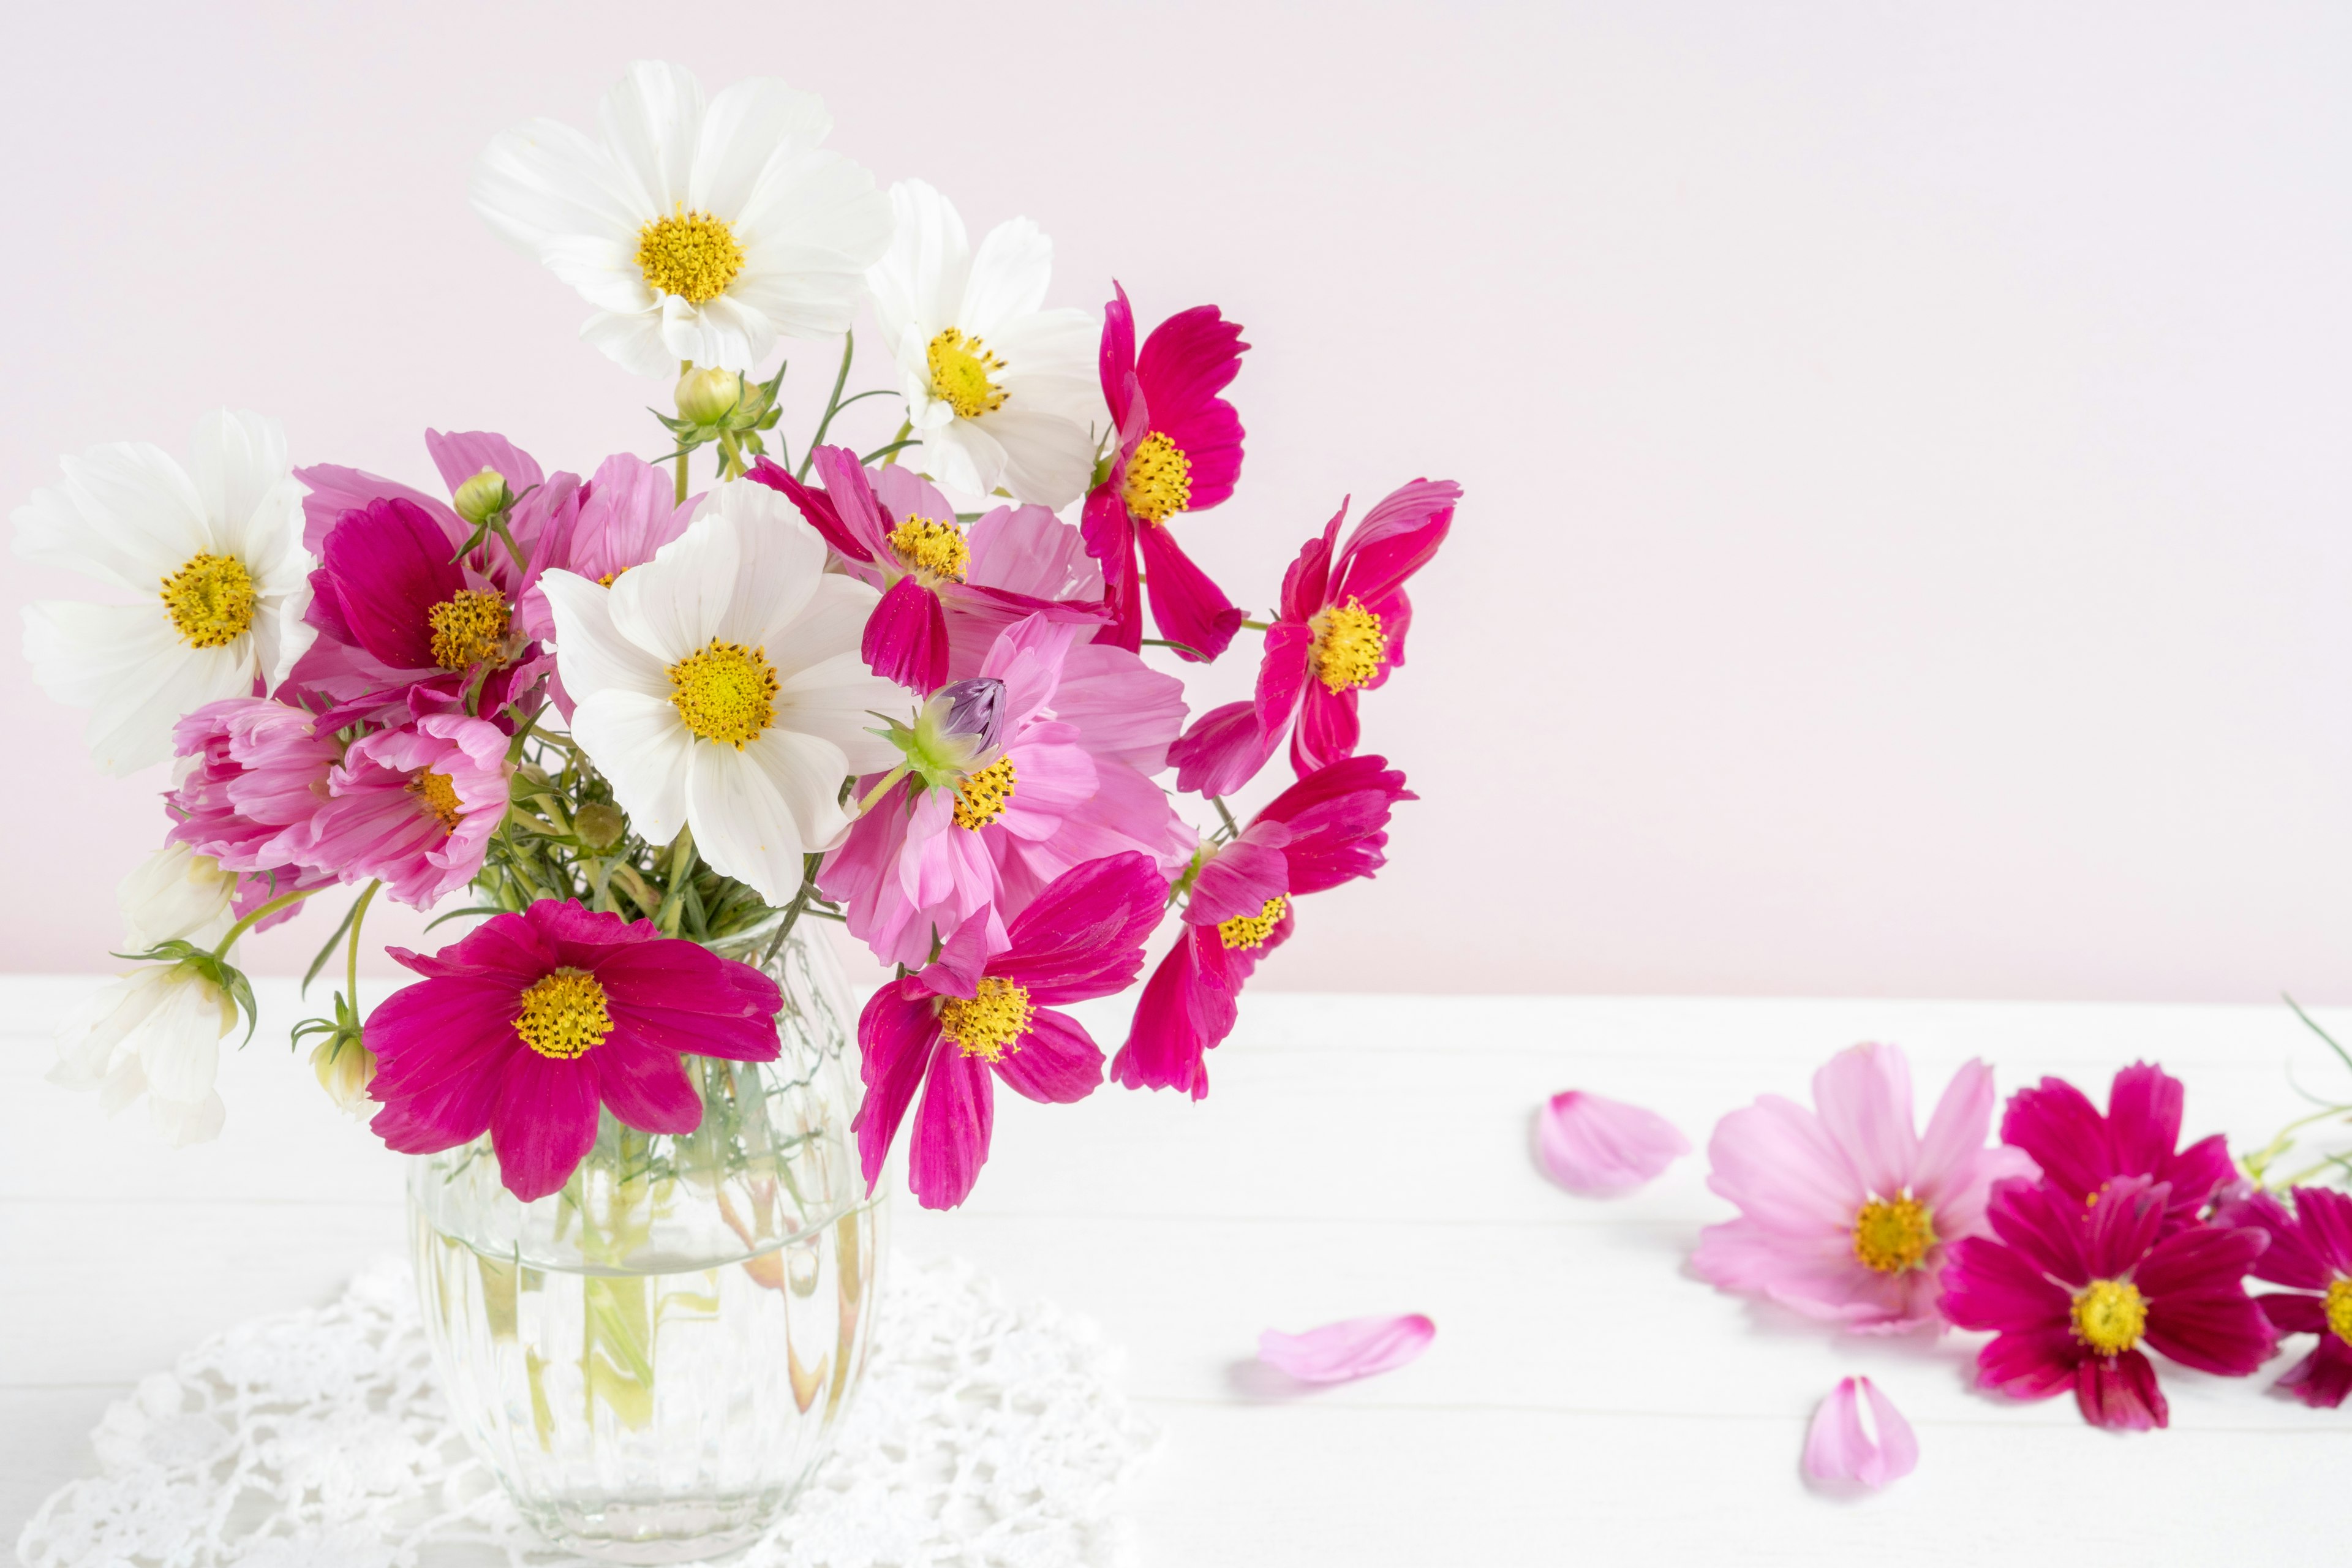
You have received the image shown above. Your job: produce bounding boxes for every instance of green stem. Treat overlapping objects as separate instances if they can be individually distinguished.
[1238,617,1271,631]
[796,332,858,481]
[674,359,693,503]
[209,886,319,959]
[343,880,381,1019]
[654,825,698,937]
[1210,794,1240,837]
[877,419,912,467]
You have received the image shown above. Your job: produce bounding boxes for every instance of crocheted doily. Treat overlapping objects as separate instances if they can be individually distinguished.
[16,1255,1158,1568]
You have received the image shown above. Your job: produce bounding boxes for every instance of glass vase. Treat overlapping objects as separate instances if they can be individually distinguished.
[407,914,886,1565]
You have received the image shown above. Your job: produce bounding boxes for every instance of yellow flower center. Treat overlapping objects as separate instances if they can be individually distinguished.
[635,208,744,306]
[1121,432,1193,525]
[2071,1278,2149,1357]
[666,639,778,749]
[1218,895,1289,951]
[1309,597,1387,695]
[2328,1278,2352,1348]
[937,976,1035,1064]
[1850,1193,1937,1274]
[427,589,510,670]
[595,568,626,588]
[927,328,1009,419]
[888,514,970,582]
[513,967,614,1061]
[952,755,1017,830]
[159,552,257,649]
[410,769,464,830]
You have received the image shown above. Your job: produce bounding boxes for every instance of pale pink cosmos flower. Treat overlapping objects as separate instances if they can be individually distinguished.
[1692,1042,2034,1333]
[1803,1376,1917,1490]
[307,716,513,908]
[1536,1090,1691,1196]
[1259,1314,1435,1384]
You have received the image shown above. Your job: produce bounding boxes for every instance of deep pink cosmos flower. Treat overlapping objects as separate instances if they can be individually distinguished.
[307,715,513,909]
[296,429,576,579]
[854,853,1165,1210]
[365,900,783,1202]
[1692,1044,2035,1333]
[754,448,1106,692]
[820,614,1189,970]
[2000,1062,2236,1232]
[1080,284,1248,662]
[1112,755,1410,1099]
[2213,1184,2352,1407]
[1172,478,1459,795]
[167,698,339,928]
[1939,1174,2274,1430]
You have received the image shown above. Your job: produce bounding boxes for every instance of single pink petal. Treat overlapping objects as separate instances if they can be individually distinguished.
[1536,1089,1691,1196]
[1803,1376,1918,1490]
[1808,1042,1920,1202]
[1258,1314,1434,1384]
[1170,698,1281,797]
[862,576,949,692]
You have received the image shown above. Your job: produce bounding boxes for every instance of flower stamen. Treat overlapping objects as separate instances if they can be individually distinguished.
[1850,1193,1937,1274]
[513,967,614,1060]
[2327,1278,2352,1348]
[1121,432,1193,525]
[1309,598,1387,694]
[667,639,778,749]
[1218,895,1288,951]
[410,769,464,830]
[2071,1278,2148,1357]
[159,553,257,649]
[888,514,970,582]
[927,328,1009,419]
[953,755,1017,830]
[938,976,1034,1064]
[428,590,510,670]
[635,208,744,305]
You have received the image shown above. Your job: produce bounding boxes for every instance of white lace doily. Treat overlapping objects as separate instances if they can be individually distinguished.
[15,1255,1159,1568]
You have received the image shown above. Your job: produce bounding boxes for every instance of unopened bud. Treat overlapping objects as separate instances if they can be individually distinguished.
[934,677,1008,754]
[453,467,513,526]
[311,1036,377,1114]
[575,801,627,850]
[675,366,746,426]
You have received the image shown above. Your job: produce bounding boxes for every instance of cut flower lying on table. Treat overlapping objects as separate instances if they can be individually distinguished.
[15,58,1458,1215]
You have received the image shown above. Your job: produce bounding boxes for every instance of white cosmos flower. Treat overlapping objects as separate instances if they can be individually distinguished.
[472,60,892,377]
[868,179,1104,509]
[14,410,311,776]
[118,842,237,951]
[52,962,239,1147]
[541,479,909,903]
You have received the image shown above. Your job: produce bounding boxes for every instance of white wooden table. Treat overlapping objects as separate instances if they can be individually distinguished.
[4,979,2346,1562]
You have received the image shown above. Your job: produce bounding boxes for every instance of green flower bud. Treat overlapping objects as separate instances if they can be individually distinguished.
[675,366,747,426]
[574,801,627,850]
[453,467,513,526]
[311,1036,377,1114]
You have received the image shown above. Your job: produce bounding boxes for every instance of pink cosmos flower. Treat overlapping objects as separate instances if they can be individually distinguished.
[167,698,339,929]
[1939,1174,2274,1430]
[1258,1314,1436,1384]
[1112,755,1411,1099]
[753,448,1105,692]
[2212,1184,2352,1408]
[514,451,696,644]
[1692,1043,2035,1333]
[1080,284,1248,662]
[1171,478,1458,796]
[1537,1090,1692,1196]
[820,614,1189,970]
[306,715,513,908]
[854,853,1165,1210]
[2000,1062,2236,1233]
[296,429,575,577]
[1803,1376,1917,1490]
[365,900,783,1202]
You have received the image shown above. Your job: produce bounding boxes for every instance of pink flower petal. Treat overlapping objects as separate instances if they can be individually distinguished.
[1803,1376,1918,1490]
[1536,1089,1691,1196]
[1258,1314,1434,1384]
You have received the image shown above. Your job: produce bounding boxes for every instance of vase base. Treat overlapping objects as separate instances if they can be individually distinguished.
[517,1491,792,1564]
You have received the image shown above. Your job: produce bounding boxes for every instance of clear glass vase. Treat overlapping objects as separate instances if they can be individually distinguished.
[407,915,886,1564]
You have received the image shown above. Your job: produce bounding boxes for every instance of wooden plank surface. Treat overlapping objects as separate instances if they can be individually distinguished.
[5,980,2346,1561]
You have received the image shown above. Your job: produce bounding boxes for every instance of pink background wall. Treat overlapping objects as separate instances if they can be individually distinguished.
[5,2,2349,1001]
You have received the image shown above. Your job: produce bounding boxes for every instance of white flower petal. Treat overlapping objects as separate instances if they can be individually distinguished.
[581,309,678,377]
[571,689,695,844]
[684,736,819,902]
[609,511,741,663]
[596,60,706,213]
[24,601,217,775]
[772,649,907,775]
[187,410,290,554]
[471,117,647,254]
[137,970,235,1104]
[758,572,878,680]
[692,77,831,217]
[542,568,671,699]
[657,292,766,374]
[959,216,1054,336]
[540,234,655,314]
[703,482,823,647]
[21,443,206,589]
[118,844,236,951]
[868,179,970,359]
[979,409,1099,510]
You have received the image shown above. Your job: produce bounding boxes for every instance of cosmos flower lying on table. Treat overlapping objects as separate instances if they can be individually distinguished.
[15,59,1458,1213]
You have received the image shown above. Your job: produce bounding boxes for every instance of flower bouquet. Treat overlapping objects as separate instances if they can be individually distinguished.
[16,61,1456,1561]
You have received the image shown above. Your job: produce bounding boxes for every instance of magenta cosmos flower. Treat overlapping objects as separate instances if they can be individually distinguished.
[754,448,1105,692]
[307,715,512,908]
[1172,478,1458,796]
[1112,755,1411,1099]
[2214,1184,2352,1407]
[1692,1044,2034,1332]
[168,698,339,927]
[856,853,1165,1210]
[1940,1174,2274,1430]
[366,900,783,1202]
[296,428,575,572]
[1080,284,1248,662]
[820,614,1189,970]
[2000,1062,2235,1232]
